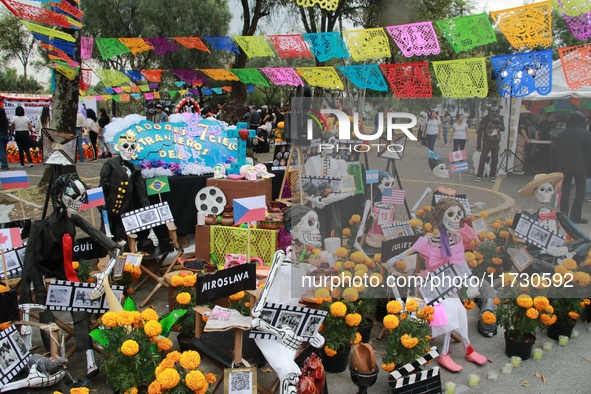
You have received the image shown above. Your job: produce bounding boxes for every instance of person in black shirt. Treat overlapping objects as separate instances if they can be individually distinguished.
[254,127,269,153]
[249,105,260,130]
[0,108,9,169]
[533,111,555,173]
[97,108,112,158]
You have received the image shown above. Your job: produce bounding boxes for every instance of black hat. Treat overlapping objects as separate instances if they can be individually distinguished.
[156,104,163,109]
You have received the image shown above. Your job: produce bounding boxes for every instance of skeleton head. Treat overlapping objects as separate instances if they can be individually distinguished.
[245,165,258,181]
[378,172,395,193]
[213,164,226,179]
[535,182,554,204]
[240,164,250,177]
[293,211,321,247]
[117,135,136,161]
[61,180,86,214]
[442,206,464,233]
[433,163,449,179]
[321,132,337,154]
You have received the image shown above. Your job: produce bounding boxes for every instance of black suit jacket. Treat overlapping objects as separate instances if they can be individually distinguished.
[99,156,150,215]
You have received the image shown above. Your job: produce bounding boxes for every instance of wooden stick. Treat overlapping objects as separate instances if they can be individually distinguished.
[247,224,251,264]
[17,189,25,219]
[159,193,162,203]
[1,249,10,290]
[91,208,95,227]
[459,172,463,194]
[234,329,243,365]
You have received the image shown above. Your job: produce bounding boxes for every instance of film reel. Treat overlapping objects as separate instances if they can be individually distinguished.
[195,186,226,216]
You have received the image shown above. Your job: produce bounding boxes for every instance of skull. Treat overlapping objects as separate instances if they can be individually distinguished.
[378,172,395,194]
[321,132,337,154]
[213,164,226,179]
[245,165,258,181]
[240,164,250,177]
[293,211,321,247]
[442,206,464,233]
[61,180,86,214]
[433,163,449,179]
[254,163,273,178]
[118,139,136,161]
[535,182,554,204]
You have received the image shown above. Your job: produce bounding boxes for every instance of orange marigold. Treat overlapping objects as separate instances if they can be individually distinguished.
[382,362,396,372]
[568,311,580,320]
[463,300,475,310]
[516,295,533,309]
[492,257,503,265]
[526,308,539,319]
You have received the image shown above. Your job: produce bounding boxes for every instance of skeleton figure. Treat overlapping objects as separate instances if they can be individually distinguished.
[0,355,68,392]
[252,206,325,394]
[213,164,226,179]
[429,150,456,198]
[290,208,322,249]
[244,165,258,181]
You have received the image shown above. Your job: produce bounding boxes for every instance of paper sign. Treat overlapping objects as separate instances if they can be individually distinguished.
[450,161,469,173]
[377,208,392,225]
[448,150,467,163]
[0,171,29,189]
[80,187,105,210]
[0,228,22,250]
[381,188,406,205]
[146,176,170,195]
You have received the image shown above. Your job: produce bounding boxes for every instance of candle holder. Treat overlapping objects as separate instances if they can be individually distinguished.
[445,381,456,394]
[533,348,543,360]
[511,356,522,368]
[469,374,480,388]
[559,335,569,346]
[571,329,579,338]
[487,372,498,381]
[543,341,552,351]
[502,363,513,375]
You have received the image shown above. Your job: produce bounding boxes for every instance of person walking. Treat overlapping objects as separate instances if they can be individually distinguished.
[97,108,112,158]
[550,111,591,223]
[0,108,9,170]
[424,110,442,152]
[10,106,33,168]
[75,110,85,163]
[85,109,99,161]
[416,111,427,143]
[441,111,451,146]
[35,106,50,149]
[514,108,532,175]
[476,102,505,181]
[450,114,469,151]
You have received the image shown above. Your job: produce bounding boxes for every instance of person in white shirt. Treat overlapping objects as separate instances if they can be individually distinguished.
[450,114,469,152]
[10,106,33,167]
[423,110,442,152]
[76,111,86,163]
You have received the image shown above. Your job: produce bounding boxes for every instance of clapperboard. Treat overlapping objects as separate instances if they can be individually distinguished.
[433,194,471,215]
[380,221,415,240]
[0,325,30,385]
[389,349,440,393]
[0,244,26,280]
[511,212,566,250]
[121,202,174,235]
[249,303,327,341]
[45,280,124,314]
[418,262,473,306]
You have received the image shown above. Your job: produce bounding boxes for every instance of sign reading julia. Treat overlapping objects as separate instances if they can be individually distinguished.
[111,114,238,168]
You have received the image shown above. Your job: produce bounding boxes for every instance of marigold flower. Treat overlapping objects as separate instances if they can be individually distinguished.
[350,214,361,223]
[141,308,159,321]
[545,305,554,314]
[575,272,591,287]
[423,306,436,315]
[148,380,162,394]
[144,320,162,337]
[516,295,533,309]
[333,261,343,271]
[499,230,510,238]
[345,313,362,327]
[342,228,351,236]
[70,389,89,394]
[493,298,500,305]
[121,340,139,356]
[335,247,348,258]
[373,253,381,262]
[351,251,366,263]
[563,259,577,271]
[344,260,355,269]
[176,292,192,305]
[416,209,425,217]
[370,273,383,285]
[401,334,418,349]
[400,313,407,319]
[72,261,79,270]
[124,263,134,273]
[130,311,142,326]
[486,232,496,240]
[415,219,423,227]
[157,338,172,352]
[568,311,580,320]
[350,332,362,345]
[330,302,347,317]
[166,350,182,363]
[480,211,488,219]
[482,311,496,324]
[585,299,591,305]
[354,264,368,274]
[396,261,407,271]
[463,300,475,310]
[465,252,476,261]
[382,362,395,372]
[554,265,567,275]
[492,257,503,265]
[487,267,496,274]
[180,350,201,370]
[124,388,138,394]
[533,296,549,311]
[467,259,477,268]
[383,314,399,330]
[132,265,141,280]
[0,322,11,331]
[342,287,359,301]
[205,373,217,384]
[117,311,135,326]
[540,313,556,325]
[387,300,403,314]
[406,299,418,312]
[183,274,197,287]
[491,222,501,230]
[474,251,484,260]
[171,276,183,287]
[102,312,118,328]
[157,368,180,390]
[424,223,432,232]
[526,308,539,319]
[324,346,337,357]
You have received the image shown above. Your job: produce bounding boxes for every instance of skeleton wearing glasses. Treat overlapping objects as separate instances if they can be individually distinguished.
[99,134,158,245]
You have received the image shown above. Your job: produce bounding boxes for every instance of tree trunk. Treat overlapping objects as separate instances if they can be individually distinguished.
[220,52,249,125]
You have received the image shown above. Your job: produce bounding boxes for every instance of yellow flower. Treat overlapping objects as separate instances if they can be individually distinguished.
[474,251,484,260]
[405,299,418,312]
[342,287,359,301]
[344,260,355,269]
[130,311,142,326]
[144,320,162,337]
[124,388,138,394]
[585,299,591,305]
[171,276,183,287]
[180,350,201,370]
[354,264,368,273]
[568,311,580,320]
[463,300,475,310]
[72,261,80,270]
[186,370,208,391]
[314,288,331,304]
[340,271,353,281]
[516,295,533,309]
[401,334,418,349]
[493,298,500,305]
[205,373,217,384]
[505,219,513,226]
[124,263,134,273]
[102,312,118,328]
[121,340,139,356]
[0,322,11,331]
[416,209,425,217]
[333,261,343,271]
[176,292,192,305]
[574,272,591,286]
[487,267,496,274]
[142,308,159,321]
[395,261,407,271]
[383,314,400,330]
[415,219,423,227]
[486,232,496,240]
[345,313,362,327]
[335,247,348,258]
[229,291,245,302]
[563,259,577,271]
[350,214,361,223]
[499,230,510,238]
[526,308,539,319]
[533,296,549,311]
[382,362,396,372]
[424,223,432,232]
[157,338,172,352]
[70,389,89,394]
[554,265,567,275]
[373,253,381,262]
[0,284,7,293]
[540,313,556,325]
[117,311,135,326]
[467,259,477,268]
[330,301,347,317]
[482,311,496,324]
[480,211,488,219]
[183,274,197,287]
[465,252,475,261]
[157,368,180,390]
[492,257,503,265]
[491,222,501,230]
[324,346,337,357]
[342,228,351,236]
[350,251,366,263]
[387,300,403,314]
[350,332,362,345]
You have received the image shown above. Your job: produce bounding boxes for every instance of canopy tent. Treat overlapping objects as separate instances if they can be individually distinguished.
[526,59,591,100]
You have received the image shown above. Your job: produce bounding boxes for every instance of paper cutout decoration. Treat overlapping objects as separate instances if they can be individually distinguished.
[130,86,140,92]
[212,88,223,94]
[144,92,154,100]
[139,85,149,92]
[435,13,496,53]
[491,2,552,50]
[202,88,212,95]
[562,12,591,40]
[222,86,232,92]
[111,95,121,102]
[54,65,78,80]
[381,188,405,205]
[102,95,112,99]
[386,22,440,57]
[50,0,83,21]
[153,92,160,99]
[0,0,81,29]
[144,37,180,56]
[80,69,92,91]
[233,195,266,225]
[141,70,163,82]
[175,81,185,87]
[81,37,93,59]
[32,32,76,56]
[96,38,131,59]
[120,94,130,101]
[104,88,115,94]
[80,187,105,210]
[380,62,432,98]
[260,68,303,86]
[199,69,240,81]
[131,93,141,100]
[118,38,152,55]
[173,37,211,52]
[295,0,337,11]
[342,28,391,61]
[189,89,200,96]
[168,91,177,98]
[268,34,311,58]
[42,43,78,67]
[233,36,275,58]
[120,69,144,81]
[148,83,159,89]
[559,43,591,91]
[432,58,488,98]
[21,20,75,42]
[303,32,349,62]
[146,176,170,195]
[230,68,269,87]
[203,37,240,53]
[171,70,208,85]
[113,87,123,93]
[96,69,130,88]
[337,65,388,91]
[0,171,29,189]
[297,67,344,89]
[491,50,553,97]
[247,85,254,92]
[549,0,591,16]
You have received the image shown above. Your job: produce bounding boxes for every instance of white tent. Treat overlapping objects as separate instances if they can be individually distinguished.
[526,59,591,100]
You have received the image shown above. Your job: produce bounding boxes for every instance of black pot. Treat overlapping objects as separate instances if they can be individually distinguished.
[0,289,19,323]
[375,300,387,322]
[504,332,535,360]
[547,321,575,340]
[349,364,378,394]
[322,346,350,373]
[358,323,373,343]
[177,333,193,352]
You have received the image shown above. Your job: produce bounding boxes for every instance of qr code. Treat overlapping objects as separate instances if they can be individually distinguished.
[230,371,251,392]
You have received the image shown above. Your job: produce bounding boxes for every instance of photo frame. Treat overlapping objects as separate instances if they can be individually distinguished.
[45,280,124,314]
[511,246,534,272]
[418,262,473,306]
[224,366,257,394]
[0,325,30,385]
[511,213,566,250]
[471,218,487,234]
[249,303,327,341]
[340,175,355,193]
[433,194,471,215]
[113,256,126,280]
[377,134,407,160]
[0,244,25,280]
[121,202,174,235]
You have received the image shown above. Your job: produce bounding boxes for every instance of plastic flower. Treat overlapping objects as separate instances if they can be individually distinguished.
[563,259,577,271]
[382,362,396,372]
[533,296,549,311]
[540,313,556,325]
[324,346,337,357]
[72,261,80,270]
[463,300,475,310]
[144,320,162,337]
[342,287,359,301]
[330,302,347,317]
[383,314,400,330]
[568,311,580,320]
[102,312,118,328]
[526,308,539,319]
[401,334,418,349]
[157,368,180,390]
[186,370,208,392]
[342,228,351,236]
[345,313,362,327]
[180,350,201,370]
[482,311,496,324]
[142,308,159,321]
[121,340,139,356]
[117,311,135,326]
[516,295,533,309]
[387,300,403,314]
[335,247,348,258]
[480,211,488,219]
[492,257,503,265]
[157,338,172,352]
[206,373,217,384]
[176,292,192,305]
[406,299,418,312]
[171,276,183,287]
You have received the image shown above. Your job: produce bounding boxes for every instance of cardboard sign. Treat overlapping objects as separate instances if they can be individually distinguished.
[72,237,108,261]
[511,212,566,250]
[121,202,174,235]
[196,264,256,304]
[45,280,124,314]
[381,234,421,264]
[0,325,30,385]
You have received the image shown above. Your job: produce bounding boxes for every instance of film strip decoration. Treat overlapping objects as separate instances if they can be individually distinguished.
[433,194,471,215]
[418,261,473,306]
[0,244,26,280]
[300,174,355,194]
[511,212,566,250]
[0,325,31,385]
[121,202,174,235]
[380,220,414,240]
[45,280,124,314]
[249,302,327,341]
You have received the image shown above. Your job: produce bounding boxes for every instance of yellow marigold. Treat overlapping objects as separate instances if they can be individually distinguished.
[205,373,217,384]
[409,219,417,227]
[345,313,362,327]
[516,295,533,309]
[342,228,351,236]
[180,350,201,370]
[382,362,396,372]
[72,261,80,270]
[354,264,368,273]
[387,300,403,314]
[401,334,418,349]
[400,313,407,319]
[467,259,477,268]
[383,314,400,330]
[424,223,432,232]
[330,302,347,317]
[423,306,436,316]
[395,261,407,271]
[482,311,496,324]
[121,340,139,356]
[148,381,162,394]
[333,261,343,271]
[351,251,366,263]
[575,272,590,287]
[526,308,539,319]
[176,292,192,305]
[501,273,514,286]
[480,211,488,219]
[70,389,89,394]
[563,258,577,271]
[373,253,381,262]
[487,267,496,274]
[406,299,418,312]
[585,299,591,305]
[133,266,141,279]
[124,263,134,273]
[499,231,510,238]
[102,312,118,328]
[416,209,425,217]
[324,346,337,357]
[157,368,180,390]
[142,308,159,321]
[340,271,353,281]
[124,388,138,394]
[494,298,500,305]
[351,214,361,223]
[505,219,513,226]
[465,252,476,262]
[554,265,567,275]
[157,338,172,352]
[0,284,7,293]
[474,251,484,260]
[342,287,359,301]
[568,311,580,320]
[318,324,324,333]
[486,233,496,240]
[354,281,365,292]
[370,273,383,285]
[0,322,11,331]
[533,296,549,311]
[166,351,182,363]
[335,247,348,258]
[415,219,423,227]
[183,274,197,287]
[491,222,501,230]
[117,311,135,326]
[144,320,162,337]
[540,313,556,326]
[314,288,331,304]
[344,260,355,269]
[229,291,245,302]
[492,257,503,265]
[130,311,142,326]
[171,275,183,287]
[350,332,362,345]
[463,300,475,310]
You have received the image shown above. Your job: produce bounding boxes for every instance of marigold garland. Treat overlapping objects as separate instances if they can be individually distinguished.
[121,340,139,356]
[345,313,362,327]
[330,302,347,317]
[157,368,180,390]
[179,350,202,370]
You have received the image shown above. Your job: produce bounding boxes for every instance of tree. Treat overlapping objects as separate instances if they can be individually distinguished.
[0,67,44,93]
[0,12,37,92]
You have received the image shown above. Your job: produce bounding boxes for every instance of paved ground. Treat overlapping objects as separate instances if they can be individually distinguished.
[4,134,591,393]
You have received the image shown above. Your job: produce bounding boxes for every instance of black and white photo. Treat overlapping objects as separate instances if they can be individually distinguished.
[0,340,18,373]
[471,218,487,234]
[3,250,19,270]
[73,287,99,307]
[158,205,173,221]
[302,315,322,337]
[137,209,160,227]
[47,285,72,307]
[528,226,550,246]
[122,215,140,232]
[514,218,532,238]
[511,248,534,272]
[9,332,27,358]
[259,309,275,324]
[276,311,304,333]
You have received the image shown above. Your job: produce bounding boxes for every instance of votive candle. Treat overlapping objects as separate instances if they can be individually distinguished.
[511,356,522,368]
[543,341,552,351]
[502,363,513,375]
[469,374,480,388]
[488,372,498,381]
[559,335,569,346]
[533,348,543,360]
[572,330,579,338]
[445,381,456,394]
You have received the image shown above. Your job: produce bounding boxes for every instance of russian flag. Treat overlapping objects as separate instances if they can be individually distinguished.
[450,161,469,174]
[0,228,22,250]
[80,187,105,210]
[0,171,29,189]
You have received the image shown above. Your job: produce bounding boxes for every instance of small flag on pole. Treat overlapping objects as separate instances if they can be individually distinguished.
[552,176,564,210]
[80,187,105,210]
[366,170,379,184]
[450,161,469,174]
[449,150,467,163]
[147,176,171,195]
[381,188,406,205]
[233,195,266,225]
[0,228,22,250]
[0,171,29,189]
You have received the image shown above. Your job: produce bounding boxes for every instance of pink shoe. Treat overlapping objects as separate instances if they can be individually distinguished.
[466,349,487,365]
[438,353,463,372]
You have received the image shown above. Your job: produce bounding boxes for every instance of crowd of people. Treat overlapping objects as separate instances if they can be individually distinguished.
[242,103,288,154]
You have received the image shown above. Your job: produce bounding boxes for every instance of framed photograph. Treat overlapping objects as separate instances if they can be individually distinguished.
[8,331,27,358]
[0,338,18,375]
[103,289,124,309]
[224,367,256,394]
[73,287,97,308]
[122,202,174,235]
[276,311,305,333]
[527,226,550,246]
[121,215,140,233]
[340,175,355,193]
[511,213,566,249]
[514,217,531,238]
[377,134,407,160]
[113,255,126,280]
[46,280,124,314]
[46,285,73,307]
[259,309,276,325]
[0,245,25,280]
[301,315,323,338]
[250,303,327,341]
[158,205,173,221]
[380,221,414,240]
[511,247,534,272]
[548,235,565,249]
[124,253,143,267]
[0,325,30,385]
[471,218,487,234]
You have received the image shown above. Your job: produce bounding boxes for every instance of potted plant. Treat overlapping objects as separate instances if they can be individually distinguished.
[318,300,360,373]
[496,293,556,359]
[147,350,217,394]
[170,273,198,350]
[547,297,585,340]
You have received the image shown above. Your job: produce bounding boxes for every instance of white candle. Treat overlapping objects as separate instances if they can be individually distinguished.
[197,212,206,225]
[488,372,498,381]
[502,363,513,375]
[571,330,579,338]
[543,341,552,351]
[323,236,341,255]
[445,381,456,394]
[559,335,569,346]
[511,356,522,367]
[469,374,480,388]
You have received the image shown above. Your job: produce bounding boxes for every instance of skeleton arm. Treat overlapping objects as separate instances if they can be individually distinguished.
[411,187,432,213]
[0,366,66,392]
[352,200,372,258]
[385,246,417,268]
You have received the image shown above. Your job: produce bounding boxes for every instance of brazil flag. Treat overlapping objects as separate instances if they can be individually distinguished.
[146,176,171,195]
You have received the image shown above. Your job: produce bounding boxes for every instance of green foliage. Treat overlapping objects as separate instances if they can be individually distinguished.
[549,297,584,324]
[352,298,378,326]
[228,296,251,317]
[496,291,553,342]
[0,13,37,83]
[75,260,93,283]
[383,315,432,367]
[0,67,44,93]
[318,300,358,352]
[173,286,197,337]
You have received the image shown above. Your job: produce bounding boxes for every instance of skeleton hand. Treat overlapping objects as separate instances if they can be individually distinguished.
[309,333,325,349]
[148,229,159,247]
[544,246,569,257]
[306,196,325,209]
[277,326,304,350]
